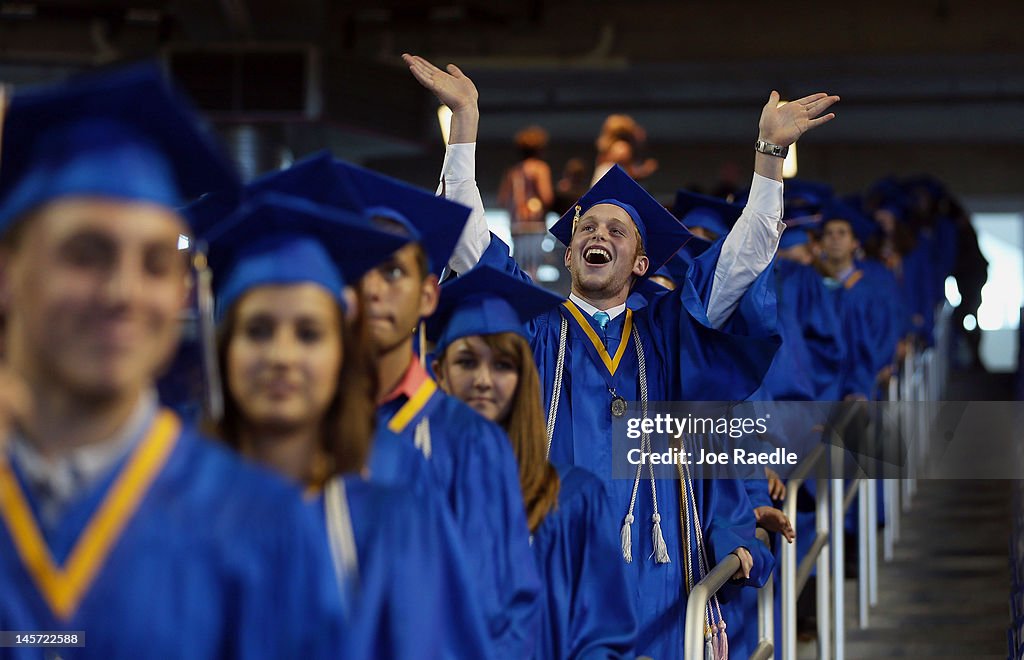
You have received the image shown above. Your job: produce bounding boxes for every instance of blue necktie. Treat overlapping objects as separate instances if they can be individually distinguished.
[594,311,610,348]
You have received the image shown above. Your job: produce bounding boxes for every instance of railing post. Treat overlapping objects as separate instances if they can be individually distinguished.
[858,476,869,628]
[831,446,845,659]
[782,484,798,660]
[754,527,774,660]
[884,376,899,558]
[901,346,914,513]
[817,476,831,660]
[867,476,878,607]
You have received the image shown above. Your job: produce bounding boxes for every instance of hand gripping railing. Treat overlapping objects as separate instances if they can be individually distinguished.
[684,526,774,660]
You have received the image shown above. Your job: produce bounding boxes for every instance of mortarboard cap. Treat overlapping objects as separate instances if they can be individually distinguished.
[428,264,564,356]
[820,198,879,243]
[184,151,342,238]
[330,161,471,276]
[904,174,946,201]
[779,226,812,250]
[672,190,743,238]
[784,179,834,209]
[782,204,822,225]
[550,165,693,275]
[0,63,239,232]
[198,192,409,320]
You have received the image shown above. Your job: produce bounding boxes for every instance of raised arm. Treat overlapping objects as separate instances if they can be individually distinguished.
[707,90,840,327]
[403,54,489,274]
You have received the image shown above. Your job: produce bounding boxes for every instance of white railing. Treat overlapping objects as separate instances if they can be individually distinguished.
[679,308,947,659]
[684,527,775,660]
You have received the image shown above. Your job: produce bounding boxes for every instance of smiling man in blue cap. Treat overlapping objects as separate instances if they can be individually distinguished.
[315,160,543,660]
[0,65,345,657]
[406,52,839,658]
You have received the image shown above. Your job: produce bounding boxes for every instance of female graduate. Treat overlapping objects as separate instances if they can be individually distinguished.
[186,151,540,659]
[193,191,494,659]
[428,264,638,659]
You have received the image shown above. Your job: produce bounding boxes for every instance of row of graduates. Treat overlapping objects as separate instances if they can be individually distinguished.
[0,58,845,659]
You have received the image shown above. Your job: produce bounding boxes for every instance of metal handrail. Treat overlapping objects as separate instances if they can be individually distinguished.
[684,552,740,660]
[683,520,775,659]
[752,527,774,660]
[781,444,827,660]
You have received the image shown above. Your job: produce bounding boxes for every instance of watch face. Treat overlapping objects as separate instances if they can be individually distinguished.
[756,140,786,157]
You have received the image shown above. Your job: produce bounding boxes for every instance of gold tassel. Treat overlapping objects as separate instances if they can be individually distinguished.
[194,246,224,422]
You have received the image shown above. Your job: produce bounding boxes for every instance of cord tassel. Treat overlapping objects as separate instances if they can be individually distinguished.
[620,514,634,563]
[718,621,728,660]
[651,513,671,564]
[194,246,223,423]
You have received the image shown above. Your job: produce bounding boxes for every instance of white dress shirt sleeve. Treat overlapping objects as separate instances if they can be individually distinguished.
[705,172,785,328]
[436,142,490,274]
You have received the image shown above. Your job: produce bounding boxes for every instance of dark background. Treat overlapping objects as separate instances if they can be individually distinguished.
[2,0,1023,206]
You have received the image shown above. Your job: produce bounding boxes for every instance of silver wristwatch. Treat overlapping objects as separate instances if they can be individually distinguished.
[754,139,789,158]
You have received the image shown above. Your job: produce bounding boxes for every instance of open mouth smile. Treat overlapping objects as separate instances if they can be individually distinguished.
[583,246,613,265]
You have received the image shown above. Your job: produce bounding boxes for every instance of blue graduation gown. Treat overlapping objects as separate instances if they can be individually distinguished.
[827,267,897,399]
[480,234,778,658]
[749,262,817,403]
[312,476,494,660]
[531,465,638,659]
[0,411,345,659]
[369,382,541,660]
[858,258,906,365]
[899,235,940,346]
[774,260,847,402]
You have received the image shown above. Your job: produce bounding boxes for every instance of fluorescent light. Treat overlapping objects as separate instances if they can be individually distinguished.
[782,142,798,178]
[944,275,962,308]
[437,105,452,146]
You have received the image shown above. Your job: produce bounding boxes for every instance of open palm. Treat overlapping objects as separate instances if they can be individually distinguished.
[759,90,840,147]
[402,53,478,114]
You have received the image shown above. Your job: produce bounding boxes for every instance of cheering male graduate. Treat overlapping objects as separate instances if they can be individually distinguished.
[405,52,839,658]
[0,66,344,658]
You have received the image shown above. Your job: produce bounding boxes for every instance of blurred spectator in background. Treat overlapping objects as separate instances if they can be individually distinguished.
[554,157,590,213]
[591,113,657,185]
[498,125,554,279]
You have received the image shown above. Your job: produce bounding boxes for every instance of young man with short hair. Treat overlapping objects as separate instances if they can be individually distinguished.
[0,65,344,658]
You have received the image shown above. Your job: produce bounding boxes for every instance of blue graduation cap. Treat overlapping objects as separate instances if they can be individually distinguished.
[184,151,342,238]
[427,264,565,356]
[0,62,239,232]
[904,174,946,201]
[779,226,812,250]
[784,179,834,209]
[330,161,471,276]
[550,165,693,275]
[783,204,822,225]
[198,192,409,320]
[820,198,878,243]
[671,190,742,238]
